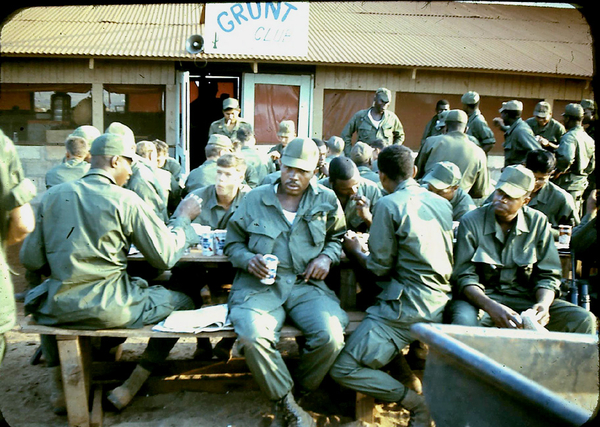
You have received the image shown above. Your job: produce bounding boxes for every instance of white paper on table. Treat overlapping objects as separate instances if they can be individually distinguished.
[152,304,233,333]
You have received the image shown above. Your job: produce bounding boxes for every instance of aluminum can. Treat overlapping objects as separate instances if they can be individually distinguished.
[558,225,572,246]
[201,231,215,256]
[261,254,278,285]
[213,229,227,256]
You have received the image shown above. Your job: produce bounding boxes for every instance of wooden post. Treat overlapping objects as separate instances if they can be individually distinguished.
[355,392,376,423]
[57,336,92,427]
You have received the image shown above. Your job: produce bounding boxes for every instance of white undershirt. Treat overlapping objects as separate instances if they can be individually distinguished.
[274,184,297,224]
[368,109,382,128]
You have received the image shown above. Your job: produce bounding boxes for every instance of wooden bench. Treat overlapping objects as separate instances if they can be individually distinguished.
[18,311,370,427]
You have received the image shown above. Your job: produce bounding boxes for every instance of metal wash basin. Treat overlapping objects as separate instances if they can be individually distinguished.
[410,323,598,427]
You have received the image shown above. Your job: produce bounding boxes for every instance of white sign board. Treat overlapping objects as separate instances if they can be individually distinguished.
[204,2,309,56]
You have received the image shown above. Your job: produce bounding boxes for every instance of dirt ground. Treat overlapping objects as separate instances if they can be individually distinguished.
[1,242,410,427]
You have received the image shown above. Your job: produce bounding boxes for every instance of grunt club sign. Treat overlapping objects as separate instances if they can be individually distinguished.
[204,2,309,56]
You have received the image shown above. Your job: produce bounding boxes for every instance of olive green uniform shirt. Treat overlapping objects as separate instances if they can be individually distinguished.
[466,110,496,149]
[421,114,444,145]
[208,117,249,139]
[365,178,454,324]
[239,146,274,185]
[189,184,251,230]
[225,179,346,313]
[450,188,477,221]
[525,117,566,144]
[1,132,36,335]
[184,158,259,195]
[357,165,380,184]
[554,125,595,193]
[45,158,90,189]
[20,169,196,329]
[126,159,168,223]
[415,130,490,199]
[502,118,542,167]
[341,108,405,156]
[452,204,561,299]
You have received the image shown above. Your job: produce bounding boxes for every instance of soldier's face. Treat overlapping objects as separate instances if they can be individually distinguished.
[532,171,551,193]
[215,166,244,196]
[115,156,133,187]
[223,109,240,123]
[373,94,389,113]
[280,165,314,196]
[535,116,550,127]
[492,189,529,222]
[427,183,456,202]
[332,174,360,198]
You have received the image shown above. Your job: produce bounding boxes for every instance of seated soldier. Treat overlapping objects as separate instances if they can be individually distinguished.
[172,153,251,361]
[351,141,380,184]
[137,140,173,206]
[20,133,202,413]
[421,161,477,222]
[225,137,347,426]
[331,145,454,427]
[448,165,596,334]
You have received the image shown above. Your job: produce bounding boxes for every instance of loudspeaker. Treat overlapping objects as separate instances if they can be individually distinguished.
[186,35,204,54]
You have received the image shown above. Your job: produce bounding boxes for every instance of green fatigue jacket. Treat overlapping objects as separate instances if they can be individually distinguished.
[1,132,36,335]
[208,117,250,139]
[126,158,168,223]
[45,158,90,189]
[554,125,595,193]
[449,188,477,221]
[415,131,490,199]
[365,178,454,324]
[184,158,259,195]
[420,114,444,145]
[162,157,183,204]
[525,117,566,144]
[224,179,347,313]
[20,168,196,329]
[189,184,251,230]
[503,118,542,167]
[240,146,274,186]
[341,108,405,156]
[319,177,382,233]
[466,110,496,150]
[452,203,561,300]
[357,165,380,184]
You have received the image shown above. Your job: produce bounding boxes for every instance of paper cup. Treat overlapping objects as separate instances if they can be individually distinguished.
[261,254,278,285]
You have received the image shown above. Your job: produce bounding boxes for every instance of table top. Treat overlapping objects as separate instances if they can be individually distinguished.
[128,247,230,263]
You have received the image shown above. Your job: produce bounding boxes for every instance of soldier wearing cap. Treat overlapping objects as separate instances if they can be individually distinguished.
[21,132,203,412]
[332,145,453,427]
[496,100,542,166]
[581,99,597,140]
[461,91,496,153]
[449,165,596,334]
[341,87,405,157]
[525,101,566,149]
[349,141,378,183]
[415,109,490,200]
[422,161,476,221]
[554,103,595,214]
[208,97,249,140]
[225,137,347,425]
[184,134,234,195]
[421,99,450,145]
[268,120,297,168]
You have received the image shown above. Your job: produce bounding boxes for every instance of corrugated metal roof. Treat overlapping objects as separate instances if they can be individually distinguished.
[0,2,592,77]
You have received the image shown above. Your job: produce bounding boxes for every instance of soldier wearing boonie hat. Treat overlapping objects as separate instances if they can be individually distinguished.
[224,136,347,424]
[208,97,249,141]
[422,161,476,221]
[525,101,566,146]
[461,91,496,152]
[449,163,596,335]
[497,100,541,167]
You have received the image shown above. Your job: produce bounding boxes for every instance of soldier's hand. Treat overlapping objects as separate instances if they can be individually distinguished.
[303,254,332,282]
[247,254,270,279]
[269,151,281,161]
[492,117,505,129]
[487,301,522,329]
[531,302,550,327]
[353,195,372,224]
[342,231,362,256]
[174,194,202,222]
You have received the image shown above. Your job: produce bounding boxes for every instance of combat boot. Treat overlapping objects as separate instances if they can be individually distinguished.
[400,389,433,427]
[269,398,287,427]
[107,364,151,410]
[280,392,315,427]
[48,366,66,415]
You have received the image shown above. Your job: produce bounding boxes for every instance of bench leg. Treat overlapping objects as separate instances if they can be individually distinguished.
[355,392,375,423]
[57,336,92,427]
[90,385,103,427]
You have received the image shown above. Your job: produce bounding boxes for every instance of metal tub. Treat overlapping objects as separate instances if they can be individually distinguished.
[410,323,598,427]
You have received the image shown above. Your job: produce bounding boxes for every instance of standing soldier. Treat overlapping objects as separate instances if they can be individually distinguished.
[421,99,450,145]
[495,100,542,167]
[525,101,566,151]
[208,98,249,140]
[461,91,496,153]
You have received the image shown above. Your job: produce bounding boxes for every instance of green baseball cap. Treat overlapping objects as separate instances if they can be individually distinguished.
[68,125,101,147]
[222,98,239,110]
[580,99,596,111]
[325,136,345,153]
[445,109,468,123]
[350,141,374,164]
[90,133,136,159]
[422,161,462,190]
[277,120,296,137]
[499,100,523,112]
[495,165,535,198]
[562,103,584,119]
[281,138,319,172]
[461,91,480,105]
[105,122,135,151]
[533,101,552,118]
[207,134,232,148]
[375,87,391,103]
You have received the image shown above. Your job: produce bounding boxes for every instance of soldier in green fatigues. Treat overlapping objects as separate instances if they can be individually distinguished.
[0,130,36,425]
[225,138,348,426]
[554,103,595,215]
[236,123,275,185]
[415,109,490,200]
[268,120,297,171]
[420,99,449,145]
[421,161,477,222]
[351,141,380,184]
[341,87,405,157]
[154,139,183,215]
[184,134,234,195]
[448,165,596,334]
[331,145,453,427]
[525,101,566,150]
[21,133,202,411]
[461,91,496,153]
[208,98,249,140]
[496,100,542,167]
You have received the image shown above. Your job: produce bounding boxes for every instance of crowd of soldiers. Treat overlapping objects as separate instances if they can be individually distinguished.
[0,86,597,427]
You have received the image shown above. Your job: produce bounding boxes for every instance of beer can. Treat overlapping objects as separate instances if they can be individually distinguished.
[558,225,572,246]
[261,254,278,285]
[213,229,227,256]
[201,231,215,256]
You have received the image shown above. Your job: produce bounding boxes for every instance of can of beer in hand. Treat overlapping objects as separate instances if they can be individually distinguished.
[201,231,215,256]
[558,225,572,246]
[213,229,227,256]
[261,254,278,285]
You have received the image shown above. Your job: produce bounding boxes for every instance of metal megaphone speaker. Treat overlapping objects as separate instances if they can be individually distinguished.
[186,35,204,54]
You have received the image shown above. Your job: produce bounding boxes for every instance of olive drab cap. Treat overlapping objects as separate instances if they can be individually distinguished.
[207,133,233,148]
[105,122,136,152]
[68,125,101,148]
[580,99,596,111]
[350,141,374,164]
[495,164,535,198]
[222,98,240,110]
[562,103,584,119]
[461,91,480,105]
[422,161,462,190]
[281,138,319,172]
[444,109,468,123]
[90,133,136,160]
[375,87,391,103]
[533,101,552,118]
[277,120,296,137]
[499,100,523,113]
[326,136,345,153]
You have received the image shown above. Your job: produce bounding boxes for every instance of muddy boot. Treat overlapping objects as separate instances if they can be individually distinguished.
[107,364,151,410]
[270,399,287,427]
[49,366,66,415]
[279,392,315,427]
[400,389,433,427]
[387,353,422,394]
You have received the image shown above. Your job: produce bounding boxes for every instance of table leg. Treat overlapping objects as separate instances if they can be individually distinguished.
[57,335,92,427]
